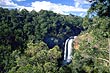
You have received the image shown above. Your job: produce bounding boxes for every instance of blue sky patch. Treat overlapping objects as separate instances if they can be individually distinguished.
[0,0,91,17]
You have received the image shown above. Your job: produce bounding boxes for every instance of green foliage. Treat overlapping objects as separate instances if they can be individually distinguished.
[80,8,109,73]
[87,0,110,17]
[0,7,82,73]
[43,62,57,73]
[8,41,61,73]
[0,1,109,72]
[47,46,61,63]
[78,1,110,72]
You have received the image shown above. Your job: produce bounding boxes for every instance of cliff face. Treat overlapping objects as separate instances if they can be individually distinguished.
[73,32,94,50]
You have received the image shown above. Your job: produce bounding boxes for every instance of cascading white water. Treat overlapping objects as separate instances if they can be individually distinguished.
[62,36,76,66]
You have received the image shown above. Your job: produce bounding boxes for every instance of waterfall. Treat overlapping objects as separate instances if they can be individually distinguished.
[62,36,76,66]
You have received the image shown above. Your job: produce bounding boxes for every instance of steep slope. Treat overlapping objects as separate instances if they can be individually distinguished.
[70,16,110,73]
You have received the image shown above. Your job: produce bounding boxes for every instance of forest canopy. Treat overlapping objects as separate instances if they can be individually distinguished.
[0,7,83,73]
[0,0,110,73]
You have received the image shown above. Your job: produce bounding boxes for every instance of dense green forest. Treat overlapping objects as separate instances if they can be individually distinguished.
[0,7,83,73]
[0,0,110,73]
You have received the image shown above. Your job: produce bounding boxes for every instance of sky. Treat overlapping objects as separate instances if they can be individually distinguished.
[0,0,91,17]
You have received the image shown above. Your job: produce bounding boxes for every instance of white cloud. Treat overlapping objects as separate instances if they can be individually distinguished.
[0,0,17,7]
[18,6,33,11]
[30,1,88,15]
[79,13,86,17]
[74,0,90,4]
[75,2,80,8]
[0,0,89,16]
[16,0,26,2]
[74,0,90,8]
